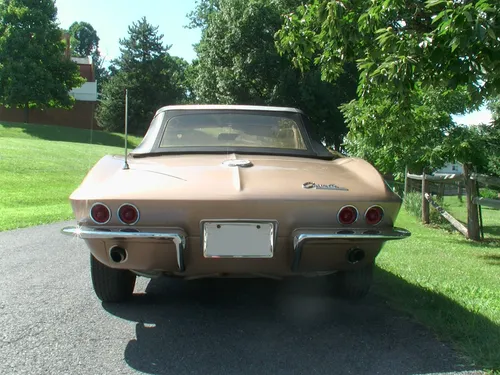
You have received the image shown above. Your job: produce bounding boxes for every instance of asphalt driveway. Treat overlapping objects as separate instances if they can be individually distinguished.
[0,222,484,375]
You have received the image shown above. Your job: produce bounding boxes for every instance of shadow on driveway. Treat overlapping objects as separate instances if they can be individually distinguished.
[103,270,484,375]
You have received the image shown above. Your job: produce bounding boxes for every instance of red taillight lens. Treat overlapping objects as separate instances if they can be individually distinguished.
[118,204,139,225]
[338,206,358,225]
[90,203,111,224]
[366,206,384,225]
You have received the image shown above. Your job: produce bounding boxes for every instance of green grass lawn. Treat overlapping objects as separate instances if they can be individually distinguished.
[1,121,499,371]
[375,204,500,372]
[443,196,500,240]
[0,121,142,231]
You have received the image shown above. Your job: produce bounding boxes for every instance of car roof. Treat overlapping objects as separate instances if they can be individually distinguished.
[155,104,305,116]
[131,104,335,160]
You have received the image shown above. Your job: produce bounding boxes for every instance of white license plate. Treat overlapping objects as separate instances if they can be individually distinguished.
[203,222,274,258]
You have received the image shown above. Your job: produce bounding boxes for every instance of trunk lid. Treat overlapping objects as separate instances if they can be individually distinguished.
[76,153,390,201]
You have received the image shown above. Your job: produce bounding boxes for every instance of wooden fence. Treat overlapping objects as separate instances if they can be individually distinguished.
[404,166,499,241]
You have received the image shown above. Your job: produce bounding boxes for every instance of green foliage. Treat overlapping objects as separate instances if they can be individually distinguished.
[440,122,500,177]
[341,85,474,176]
[403,192,448,225]
[274,0,500,173]
[276,0,500,105]
[0,0,86,120]
[189,0,358,149]
[480,188,499,200]
[488,95,500,126]
[403,192,423,219]
[68,21,99,57]
[96,17,189,134]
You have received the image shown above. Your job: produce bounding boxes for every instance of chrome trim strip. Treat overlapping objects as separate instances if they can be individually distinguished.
[117,203,141,226]
[291,227,411,272]
[89,202,112,225]
[61,226,186,272]
[336,205,359,225]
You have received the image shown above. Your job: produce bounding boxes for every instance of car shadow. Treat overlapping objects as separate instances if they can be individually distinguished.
[102,269,486,375]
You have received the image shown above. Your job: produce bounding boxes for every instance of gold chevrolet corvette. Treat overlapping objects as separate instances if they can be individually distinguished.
[62,105,410,303]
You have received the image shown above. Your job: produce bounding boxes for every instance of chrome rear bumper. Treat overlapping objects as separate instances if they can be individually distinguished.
[61,226,186,271]
[291,227,411,271]
[61,226,410,274]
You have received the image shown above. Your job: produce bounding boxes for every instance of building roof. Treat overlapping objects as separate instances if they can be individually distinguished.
[71,56,92,65]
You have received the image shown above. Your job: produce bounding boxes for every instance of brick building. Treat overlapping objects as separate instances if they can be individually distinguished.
[0,35,99,130]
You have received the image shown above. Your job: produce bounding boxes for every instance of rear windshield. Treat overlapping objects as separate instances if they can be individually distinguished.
[159,113,308,150]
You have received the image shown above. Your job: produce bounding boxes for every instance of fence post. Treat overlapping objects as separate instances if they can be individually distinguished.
[422,170,430,224]
[463,163,480,241]
[404,165,409,198]
[438,183,445,198]
[457,182,463,202]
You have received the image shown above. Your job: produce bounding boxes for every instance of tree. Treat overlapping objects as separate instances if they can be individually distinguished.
[450,111,500,177]
[66,21,109,93]
[92,54,110,93]
[188,0,358,150]
[68,21,99,58]
[96,17,188,134]
[276,0,500,105]
[0,0,85,122]
[488,95,500,126]
[342,86,475,176]
[165,55,197,104]
[275,0,500,176]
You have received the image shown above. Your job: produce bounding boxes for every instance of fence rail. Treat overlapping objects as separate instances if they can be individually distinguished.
[424,193,468,236]
[406,173,463,184]
[405,167,498,241]
[471,174,500,188]
[473,197,500,209]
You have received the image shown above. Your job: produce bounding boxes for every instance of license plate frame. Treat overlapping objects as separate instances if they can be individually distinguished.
[202,221,275,258]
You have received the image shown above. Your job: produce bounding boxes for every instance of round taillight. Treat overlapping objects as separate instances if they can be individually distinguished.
[366,206,384,225]
[118,204,139,225]
[90,203,111,224]
[338,205,358,225]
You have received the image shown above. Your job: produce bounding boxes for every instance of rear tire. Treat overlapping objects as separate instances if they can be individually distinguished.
[334,262,374,300]
[90,254,136,303]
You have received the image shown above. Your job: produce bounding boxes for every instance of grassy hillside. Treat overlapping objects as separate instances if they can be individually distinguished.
[0,122,142,231]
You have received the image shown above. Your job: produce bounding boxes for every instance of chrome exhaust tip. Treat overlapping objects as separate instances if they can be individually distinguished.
[109,246,127,263]
[347,248,365,264]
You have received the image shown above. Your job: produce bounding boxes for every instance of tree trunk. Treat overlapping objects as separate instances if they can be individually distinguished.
[457,183,463,202]
[24,103,30,123]
[463,163,480,241]
[422,170,430,224]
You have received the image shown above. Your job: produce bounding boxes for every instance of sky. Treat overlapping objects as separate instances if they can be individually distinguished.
[54,0,201,64]
[54,0,493,125]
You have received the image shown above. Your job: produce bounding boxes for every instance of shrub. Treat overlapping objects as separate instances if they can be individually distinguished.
[479,188,499,200]
[403,192,448,225]
[403,192,422,218]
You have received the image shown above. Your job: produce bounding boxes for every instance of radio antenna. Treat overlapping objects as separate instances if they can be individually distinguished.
[123,88,130,170]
